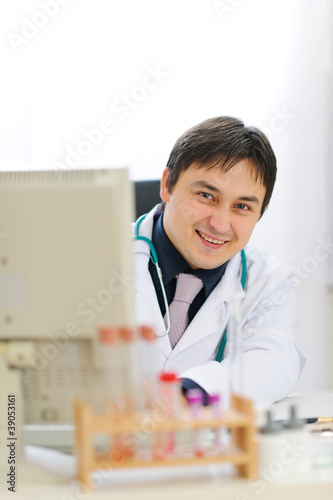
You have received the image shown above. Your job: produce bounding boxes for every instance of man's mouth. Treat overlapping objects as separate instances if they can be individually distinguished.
[196,230,227,246]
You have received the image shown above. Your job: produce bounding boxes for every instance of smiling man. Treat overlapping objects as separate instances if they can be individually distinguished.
[134,116,306,407]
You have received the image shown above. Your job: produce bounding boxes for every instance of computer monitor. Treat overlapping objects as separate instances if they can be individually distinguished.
[0,168,136,437]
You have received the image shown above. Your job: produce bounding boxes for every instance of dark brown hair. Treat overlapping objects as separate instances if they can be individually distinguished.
[165,116,277,217]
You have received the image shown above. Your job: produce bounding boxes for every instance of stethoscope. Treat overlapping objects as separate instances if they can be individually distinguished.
[134,214,247,362]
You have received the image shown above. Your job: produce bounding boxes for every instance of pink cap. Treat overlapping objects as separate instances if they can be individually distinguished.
[139,325,157,341]
[119,326,135,342]
[186,389,204,405]
[98,327,117,344]
[208,393,220,405]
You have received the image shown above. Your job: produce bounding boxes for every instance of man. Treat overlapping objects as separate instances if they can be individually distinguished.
[134,116,306,407]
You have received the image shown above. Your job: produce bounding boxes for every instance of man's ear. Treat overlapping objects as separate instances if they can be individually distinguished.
[160,168,171,203]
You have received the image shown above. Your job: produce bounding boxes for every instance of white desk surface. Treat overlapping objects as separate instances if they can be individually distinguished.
[2,392,333,499]
[269,390,333,422]
[0,441,331,500]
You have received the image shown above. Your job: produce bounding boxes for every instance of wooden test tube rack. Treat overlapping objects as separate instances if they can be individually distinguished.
[74,393,257,489]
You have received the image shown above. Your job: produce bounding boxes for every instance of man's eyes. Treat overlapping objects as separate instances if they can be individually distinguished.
[197,194,251,212]
[235,203,250,211]
[198,192,214,200]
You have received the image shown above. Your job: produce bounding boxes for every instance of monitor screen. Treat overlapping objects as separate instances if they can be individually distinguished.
[0,168,135,339]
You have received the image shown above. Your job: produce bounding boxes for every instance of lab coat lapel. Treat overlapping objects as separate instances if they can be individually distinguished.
[133,209,172,359]
[134,261,172,359]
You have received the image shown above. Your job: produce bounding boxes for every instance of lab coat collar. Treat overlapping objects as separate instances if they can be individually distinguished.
[133,205,159,240]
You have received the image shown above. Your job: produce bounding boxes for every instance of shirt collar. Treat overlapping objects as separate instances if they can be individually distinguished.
[152,211,228,297]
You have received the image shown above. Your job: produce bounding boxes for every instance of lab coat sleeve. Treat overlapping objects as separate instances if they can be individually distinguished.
[180,265,306,407]
[239,272,306,405]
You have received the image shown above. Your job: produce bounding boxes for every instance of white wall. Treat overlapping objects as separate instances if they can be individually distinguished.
[0,0,332,392]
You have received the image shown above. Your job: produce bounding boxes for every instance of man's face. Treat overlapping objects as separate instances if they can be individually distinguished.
[160,160,266,270]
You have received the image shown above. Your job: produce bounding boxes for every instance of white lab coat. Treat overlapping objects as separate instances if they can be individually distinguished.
[133,205,306,407]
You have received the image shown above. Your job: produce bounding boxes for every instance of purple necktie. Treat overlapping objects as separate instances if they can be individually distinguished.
[166,273,203,348]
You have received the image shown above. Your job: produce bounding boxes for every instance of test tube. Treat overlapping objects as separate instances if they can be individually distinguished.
[209,393,221,416]
[98,326,121,415]
[139,325,158,411]
[98,326,134,461]
[133,325,157,461]
[208,393,224,455]
[186,388,204,457]
[155,371,181,459]
[118,326,136,414]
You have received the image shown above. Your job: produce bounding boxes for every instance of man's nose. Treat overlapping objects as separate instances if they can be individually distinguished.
[208,207,231,234]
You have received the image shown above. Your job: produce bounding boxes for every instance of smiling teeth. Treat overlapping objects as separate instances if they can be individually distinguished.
[198,231,225,245]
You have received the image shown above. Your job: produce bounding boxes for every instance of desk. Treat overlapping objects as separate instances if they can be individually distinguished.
[2,392,333,499]
[0,442,332,500]
[269,391,333,422]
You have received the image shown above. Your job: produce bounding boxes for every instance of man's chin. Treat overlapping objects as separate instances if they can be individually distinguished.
[189,257,228,271]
